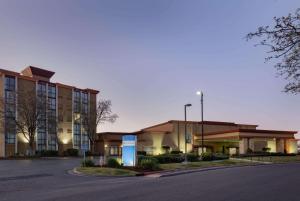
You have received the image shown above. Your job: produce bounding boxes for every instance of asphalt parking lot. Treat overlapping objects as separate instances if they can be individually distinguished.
[1,158,300,201]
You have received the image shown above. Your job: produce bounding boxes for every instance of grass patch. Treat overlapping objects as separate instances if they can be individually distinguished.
[160,159,255,171]
[241,155,300,163]
[76,167,138,176]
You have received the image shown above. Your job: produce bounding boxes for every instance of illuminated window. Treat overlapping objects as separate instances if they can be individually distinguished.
[109,146,121,156]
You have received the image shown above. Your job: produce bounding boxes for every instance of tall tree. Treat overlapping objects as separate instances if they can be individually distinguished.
[82,99,118,153]
[3,90,47,155]
[246,9,300,93]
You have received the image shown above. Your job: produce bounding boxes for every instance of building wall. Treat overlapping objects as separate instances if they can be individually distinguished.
[286,139,298,154]
[0,68,98,157]
[137,122,243,155]
[57,86,73,154]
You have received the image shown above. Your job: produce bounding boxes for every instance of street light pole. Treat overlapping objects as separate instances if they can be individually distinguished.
[197,91,204,154]
[184,103,192,163]
[201,92,204,154]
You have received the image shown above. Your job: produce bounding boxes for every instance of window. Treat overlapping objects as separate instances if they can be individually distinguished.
[5,104,15,118]
[37,131,47,151]
[5,131,15,144]
[48,98,56,110]
[5,76,15,91]
[5,91,15,104]
[82,104,88,114]
[73,123,81,147]
[48,134,57,150]
[109,146,121,156]
[81,92,88,104]
[37,82,47,97]
[4,76,16,145]
[48,85,56,98]
[82,134,89,148]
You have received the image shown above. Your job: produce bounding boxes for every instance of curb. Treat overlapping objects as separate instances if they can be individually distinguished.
[147,163,268,178]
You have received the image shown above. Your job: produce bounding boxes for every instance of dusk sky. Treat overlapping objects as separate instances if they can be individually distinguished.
[0,0,299,137]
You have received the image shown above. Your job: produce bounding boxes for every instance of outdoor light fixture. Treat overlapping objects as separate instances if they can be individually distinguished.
[196,90,204,155]
[184,103,192,163]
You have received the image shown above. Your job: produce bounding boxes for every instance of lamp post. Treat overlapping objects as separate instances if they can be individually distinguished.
[196,91,204,155]
[184,103,192,163]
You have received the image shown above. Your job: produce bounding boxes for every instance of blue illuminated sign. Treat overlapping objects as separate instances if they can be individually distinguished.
[122,135,137,166]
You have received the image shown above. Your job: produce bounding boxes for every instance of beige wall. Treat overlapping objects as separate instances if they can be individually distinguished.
[286,139,298,154]
[57,86,73,154]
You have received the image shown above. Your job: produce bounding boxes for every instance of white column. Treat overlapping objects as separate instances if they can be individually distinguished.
[239,138,248,154]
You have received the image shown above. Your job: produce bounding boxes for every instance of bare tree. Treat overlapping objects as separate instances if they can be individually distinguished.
[246,8,300,93]
[82,99,118,153]
[2,90,47,155]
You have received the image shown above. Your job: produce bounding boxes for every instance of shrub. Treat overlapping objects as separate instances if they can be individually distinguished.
[36,150,58,157]
[187,153,199,162]
[237,152,297,157]
[81,159,95,167]
[153,154,184,164]
[64,148,79,157]
[139,158,159,171]
[201,152,213,161]
[107,158,121,168]
[246,148,253,154]
[170,150,183,154]
[137,151,147,156]
[85,151,93,156]
[262,147,271,152]
[212,153,229,160]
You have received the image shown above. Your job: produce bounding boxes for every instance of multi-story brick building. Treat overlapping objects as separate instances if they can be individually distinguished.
[0,66,99,157]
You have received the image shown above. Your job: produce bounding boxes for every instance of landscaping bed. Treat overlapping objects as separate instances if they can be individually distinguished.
[236,155,300,163]
[159,159,257,171]
[76,167,138,176]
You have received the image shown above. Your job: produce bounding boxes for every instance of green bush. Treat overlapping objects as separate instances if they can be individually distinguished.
[64,148,79,157]
[201,152,213,161]
[170,150,183,154]
[139,158,159,171]
[37,150,58,157]
[212,153,229,160]
[107,158,121,168]
[246,148,253,154]
[262,147,271,152]
[137,151,147,156]
[153,154,185,164]
[81,159,95,167]
[187,153,199,162]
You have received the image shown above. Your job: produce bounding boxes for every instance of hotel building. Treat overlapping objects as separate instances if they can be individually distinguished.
[0,66,99,157]
[96,120,298,157]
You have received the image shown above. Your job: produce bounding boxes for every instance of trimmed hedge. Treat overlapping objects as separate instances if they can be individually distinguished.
[107,158,121,168]
[37,150,58,157]
[236,152,297,157]
[153,154,185,164]
[170,150,183,154]
[186,153,199,162]
[201,153,229,161]
[139,158,159,171]
[137,151,147,156]
[138,153,199,164]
